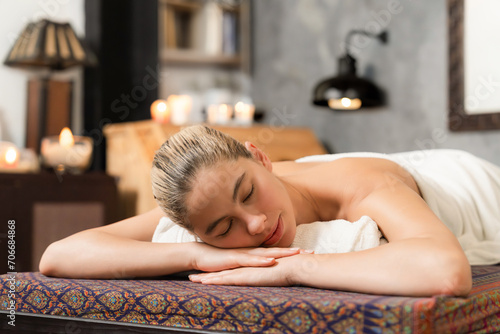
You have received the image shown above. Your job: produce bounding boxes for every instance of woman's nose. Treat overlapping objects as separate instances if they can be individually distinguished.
[245,213,267,235]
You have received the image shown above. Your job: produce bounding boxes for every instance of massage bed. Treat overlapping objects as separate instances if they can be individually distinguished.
[1,265,500,333]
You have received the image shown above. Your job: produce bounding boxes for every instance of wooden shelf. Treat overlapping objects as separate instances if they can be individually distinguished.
[160,49,241,66]
[160,0,201,10]
[158,0,250,72]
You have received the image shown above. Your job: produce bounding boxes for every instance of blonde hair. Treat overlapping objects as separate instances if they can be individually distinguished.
[151,125,252,230]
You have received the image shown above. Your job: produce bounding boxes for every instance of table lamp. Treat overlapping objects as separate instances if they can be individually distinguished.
[4,19,97,153]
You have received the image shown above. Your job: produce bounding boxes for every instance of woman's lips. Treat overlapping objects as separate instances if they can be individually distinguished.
[262,216,283,246]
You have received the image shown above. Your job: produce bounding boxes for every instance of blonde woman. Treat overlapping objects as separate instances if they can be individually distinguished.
[40,125,500,297]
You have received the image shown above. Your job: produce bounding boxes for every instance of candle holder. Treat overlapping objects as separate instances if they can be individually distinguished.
[150,99,170,124]
[234,101,255,126]
[168,95,192,125]
[207,104,233,125]
[40,129,93,174]
[0,142,40,173]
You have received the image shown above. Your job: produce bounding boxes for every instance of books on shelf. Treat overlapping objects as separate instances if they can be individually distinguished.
[202,0,223,55]
[161,0,240,57]
[222,9,238,55]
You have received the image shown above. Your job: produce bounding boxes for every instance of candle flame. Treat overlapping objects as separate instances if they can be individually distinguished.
[235,101,244,113]
[150,99,170,123]
[59,127,75,148]
[5,147,18,165]
[157,101,167,112]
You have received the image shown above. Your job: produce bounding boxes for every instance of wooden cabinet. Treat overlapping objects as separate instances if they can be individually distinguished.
[0,172,117,273]
[158,0,251,72]
[104,120,327,218]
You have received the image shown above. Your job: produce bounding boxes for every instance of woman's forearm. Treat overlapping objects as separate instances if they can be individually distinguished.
[39,230,197,279]
[290,238,472,297]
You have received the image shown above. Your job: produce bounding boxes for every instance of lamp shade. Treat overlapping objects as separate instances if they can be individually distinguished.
[4,19,96,70]
[312,30,387,111]
[312,54,384,111]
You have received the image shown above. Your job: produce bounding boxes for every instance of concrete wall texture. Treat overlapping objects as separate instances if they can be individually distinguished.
[252,0,500,165]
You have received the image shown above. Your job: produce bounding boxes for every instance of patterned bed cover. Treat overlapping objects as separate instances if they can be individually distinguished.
[1,266,499,333]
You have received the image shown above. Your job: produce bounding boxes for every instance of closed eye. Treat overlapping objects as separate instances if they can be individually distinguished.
[243,184,254,203]
[219,220,233,237]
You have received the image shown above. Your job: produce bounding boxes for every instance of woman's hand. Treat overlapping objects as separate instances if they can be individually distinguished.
[190,243,311,273]
[189,254,311,286]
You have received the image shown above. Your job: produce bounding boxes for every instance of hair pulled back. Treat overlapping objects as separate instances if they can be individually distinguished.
[151,125,252,229]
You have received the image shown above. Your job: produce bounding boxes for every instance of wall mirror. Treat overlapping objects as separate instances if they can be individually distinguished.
[448,0,500,131]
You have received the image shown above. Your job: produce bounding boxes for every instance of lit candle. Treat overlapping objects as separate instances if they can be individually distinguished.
[0,142,19,170]
[207,104,233,125]
[168,95,192,125]
[0,142,39,173]
[234,101,255,126]
[41,127,93,174]
[151,99,170,123]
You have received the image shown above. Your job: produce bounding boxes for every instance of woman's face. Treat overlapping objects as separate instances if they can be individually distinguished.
[185,157,297,249]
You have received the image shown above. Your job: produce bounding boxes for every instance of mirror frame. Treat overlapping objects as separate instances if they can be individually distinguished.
[448,0,500,131]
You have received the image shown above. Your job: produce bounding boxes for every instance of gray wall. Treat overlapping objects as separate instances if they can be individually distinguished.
[252,0,500,165]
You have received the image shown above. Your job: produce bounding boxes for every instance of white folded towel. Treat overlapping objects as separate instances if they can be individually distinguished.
[152,215,385,253]
[291,216,386,253]
[152,216,200,244]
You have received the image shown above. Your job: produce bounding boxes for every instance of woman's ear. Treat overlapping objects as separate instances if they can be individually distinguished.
[245,141,272,171]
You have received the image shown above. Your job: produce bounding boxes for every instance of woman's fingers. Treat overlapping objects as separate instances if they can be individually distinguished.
[189,261,292,287]
[189,272,226,284]
[232,254,276,268]
[192,244,314,273]
[190,269,258,285]
[244,247,313,258]
[228,248,314,269]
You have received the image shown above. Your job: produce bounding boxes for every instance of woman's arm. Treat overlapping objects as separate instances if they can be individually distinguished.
[39,207,185,278]
[292,180,471,296]
[39,207,301,279]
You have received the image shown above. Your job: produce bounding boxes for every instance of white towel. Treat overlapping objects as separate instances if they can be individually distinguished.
[299,150,500,265]
[152,215,385,253]
[290,216,386,254]
[152,216,201,244]
[390,150,500,265]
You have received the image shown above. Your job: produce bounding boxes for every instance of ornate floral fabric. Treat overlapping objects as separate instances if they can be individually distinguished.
[1,266,500,333]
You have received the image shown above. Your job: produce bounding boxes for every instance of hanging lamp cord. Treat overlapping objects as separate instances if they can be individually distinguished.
[344,30,388,56]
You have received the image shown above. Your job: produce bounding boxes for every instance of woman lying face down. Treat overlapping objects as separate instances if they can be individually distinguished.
[150,125,472,297]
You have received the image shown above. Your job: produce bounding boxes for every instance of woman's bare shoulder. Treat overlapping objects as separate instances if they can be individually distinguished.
[274,157,407,177]
[272,160,323,176]
[277,157,420,198]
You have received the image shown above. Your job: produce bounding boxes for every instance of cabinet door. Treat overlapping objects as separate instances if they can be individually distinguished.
[0,173,117,273]
[32,202,104,271]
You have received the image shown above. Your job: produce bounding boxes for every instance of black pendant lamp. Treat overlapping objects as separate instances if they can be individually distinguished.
[312,30,388,111]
